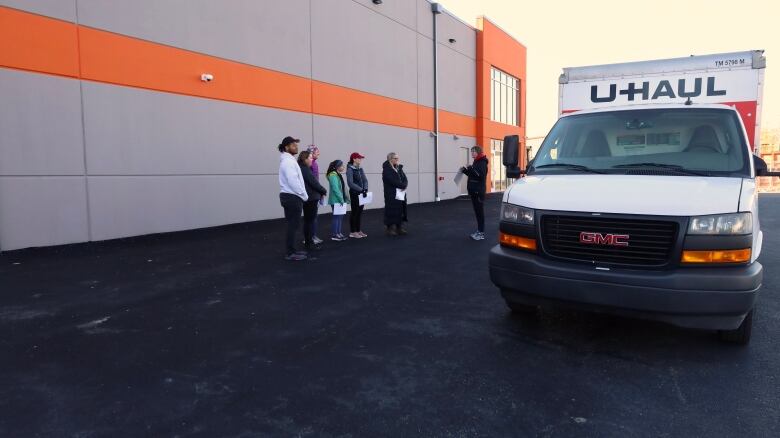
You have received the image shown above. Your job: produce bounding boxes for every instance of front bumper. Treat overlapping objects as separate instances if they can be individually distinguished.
[489,245,763,330]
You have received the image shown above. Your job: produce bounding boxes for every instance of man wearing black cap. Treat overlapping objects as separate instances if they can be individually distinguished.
[278,136,308,260]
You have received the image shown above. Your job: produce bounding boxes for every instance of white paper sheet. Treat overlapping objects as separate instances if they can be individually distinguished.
[358,192,373,206]
[454,170,465,185]
[395,189,406,201]
[333,203,347,215]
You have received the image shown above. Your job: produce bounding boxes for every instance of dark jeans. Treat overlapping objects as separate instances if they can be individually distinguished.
[349,192,365,232]
[280,193,303,255]
[303,200,319,248]
[310,213,319,238]
[470,191,485,232]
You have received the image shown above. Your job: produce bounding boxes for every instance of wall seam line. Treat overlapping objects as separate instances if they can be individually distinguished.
[309,0,315,146]
[75,0,93,242]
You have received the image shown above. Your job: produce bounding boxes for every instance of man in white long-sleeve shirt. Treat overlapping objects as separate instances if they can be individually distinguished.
[278,136,308,261]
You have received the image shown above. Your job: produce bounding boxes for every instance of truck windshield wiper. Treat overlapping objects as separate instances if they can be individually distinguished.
[531,163,606,174]
[612,163,709,176]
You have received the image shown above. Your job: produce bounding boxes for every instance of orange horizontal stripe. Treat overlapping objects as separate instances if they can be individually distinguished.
[0,7,79,77]
[313,81,418,130]
[1,5,476,137]
[417,107,477,137]
[79,25,313,113]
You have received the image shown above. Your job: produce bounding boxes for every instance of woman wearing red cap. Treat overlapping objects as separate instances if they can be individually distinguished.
[346,152,369,238]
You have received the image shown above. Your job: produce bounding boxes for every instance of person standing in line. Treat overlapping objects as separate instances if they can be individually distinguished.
[381,152,409,236]
[306,145,324,245]
[460,145,489,241]
[325,160,349,241]
[346,152,369,239]
[298,151,327,253]
[278,136,308,261]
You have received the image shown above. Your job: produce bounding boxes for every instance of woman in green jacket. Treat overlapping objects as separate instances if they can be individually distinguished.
[326,160,349,241]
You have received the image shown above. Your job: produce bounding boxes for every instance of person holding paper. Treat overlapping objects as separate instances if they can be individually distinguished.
[382,152,409,236]
[326,160,349,241]
[460,145,489,241]
[298,151,327,252]
[346,152,369,239]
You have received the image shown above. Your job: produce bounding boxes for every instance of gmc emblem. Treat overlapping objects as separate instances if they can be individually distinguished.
[579,232,630,247]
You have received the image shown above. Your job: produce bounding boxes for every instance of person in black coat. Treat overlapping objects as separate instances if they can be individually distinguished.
[298,151,327,251]
[382,152,409,236]
[460,146,489,241]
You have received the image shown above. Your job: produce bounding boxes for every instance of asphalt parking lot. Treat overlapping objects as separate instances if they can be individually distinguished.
[1,194,779,437]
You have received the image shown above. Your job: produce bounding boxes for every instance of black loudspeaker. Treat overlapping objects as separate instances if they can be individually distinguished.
[503,135,522,178]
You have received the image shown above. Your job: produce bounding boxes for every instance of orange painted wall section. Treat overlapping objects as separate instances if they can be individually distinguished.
[0,7,79,77]
[79,25,313,113]
[0,6,477,138]
[475,17,528,192]
[313,81,418,129]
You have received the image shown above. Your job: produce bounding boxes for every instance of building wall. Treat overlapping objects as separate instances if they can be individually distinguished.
[0,0,524,251]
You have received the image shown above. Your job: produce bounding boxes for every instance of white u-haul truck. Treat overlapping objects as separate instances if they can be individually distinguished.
[490,50,778,344]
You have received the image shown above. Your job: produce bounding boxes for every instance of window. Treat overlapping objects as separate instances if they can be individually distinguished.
[491,139,509,191]
[531,108,751,177]
[490,67,520,126]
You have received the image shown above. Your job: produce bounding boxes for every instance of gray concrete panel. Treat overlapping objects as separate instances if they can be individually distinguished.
[438,171,462,200]
[83,82,313,176]
[351,0,417,30]
[76,0,311,77]
[416,0,434,38]
[437,48,476,116]
[0,68,85,176]
[87,175,278,241]
[0,0,75,21]
[417,39,476,116]
[418,130,436,173]
[417,172,436,202]
[436,11,476,60]
[438,134,476,175]
[417,171,460,202]
[418,131,473,197]
[312,0,418,103]
[0,176,88,250]
[417,35,434,108]
[313,115,420,174]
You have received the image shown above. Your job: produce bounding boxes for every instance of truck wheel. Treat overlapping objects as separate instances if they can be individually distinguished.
[719,308,753,345]
[505,300,538,314]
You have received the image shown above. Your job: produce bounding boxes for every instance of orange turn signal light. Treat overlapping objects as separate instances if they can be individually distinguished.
[681,248,751,264]
[499,232,537,251]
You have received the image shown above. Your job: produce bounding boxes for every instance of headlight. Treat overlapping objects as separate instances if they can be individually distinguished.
[688,212,752,235]
[501,203,534,225]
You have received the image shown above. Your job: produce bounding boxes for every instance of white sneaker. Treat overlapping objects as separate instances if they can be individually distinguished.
[313,236,323,244]
[470,231,485,241]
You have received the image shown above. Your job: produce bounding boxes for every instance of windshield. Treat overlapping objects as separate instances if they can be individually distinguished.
[530,108,750,177]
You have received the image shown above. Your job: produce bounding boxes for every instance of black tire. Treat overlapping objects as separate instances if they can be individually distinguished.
[719,308,753,345]
[505,300,538,314]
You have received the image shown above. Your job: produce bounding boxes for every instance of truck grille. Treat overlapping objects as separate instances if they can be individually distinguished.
[541,215,678,266]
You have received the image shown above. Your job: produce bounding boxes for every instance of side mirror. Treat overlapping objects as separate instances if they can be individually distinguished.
[503,135,526,178]
[754,155,780,177]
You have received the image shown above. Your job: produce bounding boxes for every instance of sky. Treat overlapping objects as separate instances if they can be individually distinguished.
[441,0,780,139]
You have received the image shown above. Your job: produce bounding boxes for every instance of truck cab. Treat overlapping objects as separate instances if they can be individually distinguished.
[489,103,778,344]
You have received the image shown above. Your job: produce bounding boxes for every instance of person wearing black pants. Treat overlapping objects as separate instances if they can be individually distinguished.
[277,136,309,260]
[298,151,327,251]
[280,193,304,255]
[461,145,489,241]
[346,152,369,239]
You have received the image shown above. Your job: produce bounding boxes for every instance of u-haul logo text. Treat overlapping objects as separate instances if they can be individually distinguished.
[590,77,726,103]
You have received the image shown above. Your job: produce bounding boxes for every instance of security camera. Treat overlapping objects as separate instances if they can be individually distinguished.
[201,73,214,82]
